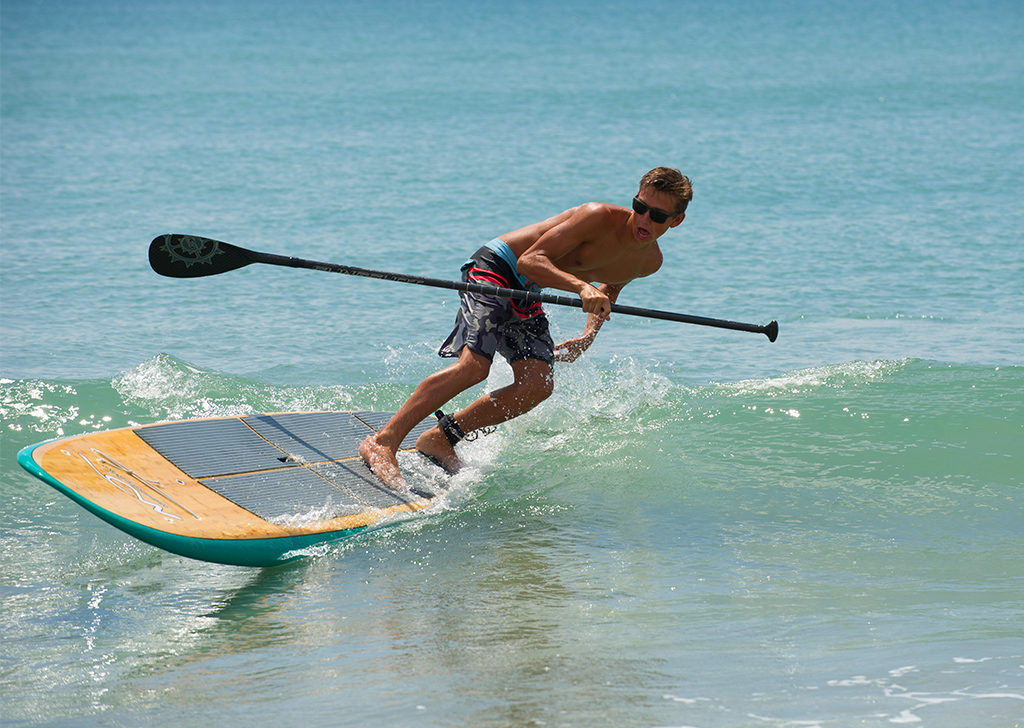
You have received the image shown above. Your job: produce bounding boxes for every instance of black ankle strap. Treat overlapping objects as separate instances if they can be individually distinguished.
[434,411,466,447]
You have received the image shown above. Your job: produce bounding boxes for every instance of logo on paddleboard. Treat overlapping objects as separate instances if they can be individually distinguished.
[159,235,223,268]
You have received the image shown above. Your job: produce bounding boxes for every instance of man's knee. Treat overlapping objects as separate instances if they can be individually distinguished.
[514,359,554,405]
[532,372,554,403]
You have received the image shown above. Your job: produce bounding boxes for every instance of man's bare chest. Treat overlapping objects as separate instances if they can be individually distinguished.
[559,241,657,284]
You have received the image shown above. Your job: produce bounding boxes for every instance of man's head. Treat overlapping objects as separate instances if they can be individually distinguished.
[639,167,693,215]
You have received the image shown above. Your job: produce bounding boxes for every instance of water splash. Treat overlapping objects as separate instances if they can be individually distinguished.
[111,353,358,421]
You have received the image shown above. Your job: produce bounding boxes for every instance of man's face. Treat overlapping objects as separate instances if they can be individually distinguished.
[632,188,685,242]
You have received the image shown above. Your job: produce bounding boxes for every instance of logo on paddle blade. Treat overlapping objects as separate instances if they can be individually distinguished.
[160,235,223,268]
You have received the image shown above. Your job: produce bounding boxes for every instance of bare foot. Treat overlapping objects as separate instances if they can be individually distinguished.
[359,435,409,491]
[415,426,462,474]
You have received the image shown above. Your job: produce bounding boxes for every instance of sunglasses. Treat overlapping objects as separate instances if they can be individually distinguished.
[632,196,679,224]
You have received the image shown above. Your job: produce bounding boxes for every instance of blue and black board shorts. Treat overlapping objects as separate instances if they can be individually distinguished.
[438,241,555,366]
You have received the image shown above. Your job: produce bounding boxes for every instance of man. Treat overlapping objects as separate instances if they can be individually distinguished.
[360,167,693,489]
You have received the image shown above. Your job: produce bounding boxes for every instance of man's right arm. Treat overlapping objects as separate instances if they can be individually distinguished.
[515,204,614,319]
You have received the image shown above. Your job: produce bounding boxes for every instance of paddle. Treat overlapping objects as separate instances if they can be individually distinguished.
[149,234,779,342]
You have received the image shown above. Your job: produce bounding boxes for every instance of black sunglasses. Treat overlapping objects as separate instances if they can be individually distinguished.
[632,197,678,224]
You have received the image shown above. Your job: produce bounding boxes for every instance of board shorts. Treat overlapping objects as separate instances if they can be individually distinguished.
[437,239,555,366]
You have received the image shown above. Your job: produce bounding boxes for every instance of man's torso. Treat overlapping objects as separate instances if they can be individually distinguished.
[500,203,662,286]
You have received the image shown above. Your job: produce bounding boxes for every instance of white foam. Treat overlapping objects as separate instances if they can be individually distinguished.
[721,359,912,396]
[887,709,922,723]
[268,502,368,528]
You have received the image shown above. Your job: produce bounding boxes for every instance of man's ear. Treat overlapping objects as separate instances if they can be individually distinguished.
[669,212,685,228]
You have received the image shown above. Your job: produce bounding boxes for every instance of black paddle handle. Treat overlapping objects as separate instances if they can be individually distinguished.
[150,235,779,341]
[248,249,778,341]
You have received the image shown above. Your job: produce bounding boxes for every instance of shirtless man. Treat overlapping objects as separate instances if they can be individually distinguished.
[360,167,693,489]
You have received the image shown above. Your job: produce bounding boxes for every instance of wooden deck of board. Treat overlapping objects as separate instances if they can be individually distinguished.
[30,424,432,541]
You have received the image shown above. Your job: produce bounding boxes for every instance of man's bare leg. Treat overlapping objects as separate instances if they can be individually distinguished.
[359,347,490,488]
[415,358,554,468]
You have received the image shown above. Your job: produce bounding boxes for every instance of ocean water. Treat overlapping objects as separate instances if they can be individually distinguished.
[2,0,1022,726]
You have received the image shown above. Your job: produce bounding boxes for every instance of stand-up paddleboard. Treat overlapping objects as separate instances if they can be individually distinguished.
[17,411,445,568]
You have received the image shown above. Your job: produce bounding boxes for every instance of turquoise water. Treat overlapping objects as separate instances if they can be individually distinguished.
[2,1,1022,726]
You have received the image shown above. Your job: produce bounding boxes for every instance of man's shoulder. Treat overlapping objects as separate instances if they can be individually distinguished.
[566,202,629,231]
[575,201,626,218]
[642,244,665,277]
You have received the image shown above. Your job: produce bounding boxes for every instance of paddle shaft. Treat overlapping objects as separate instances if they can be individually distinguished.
[150,234,779,341]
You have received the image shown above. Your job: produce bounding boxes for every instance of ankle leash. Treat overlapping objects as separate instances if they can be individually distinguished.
[434,410,496,446]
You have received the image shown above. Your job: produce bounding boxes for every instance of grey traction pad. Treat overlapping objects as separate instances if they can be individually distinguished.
[133,412,440,521]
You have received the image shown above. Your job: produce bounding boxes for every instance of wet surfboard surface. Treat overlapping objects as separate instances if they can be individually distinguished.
[17,411,444,567]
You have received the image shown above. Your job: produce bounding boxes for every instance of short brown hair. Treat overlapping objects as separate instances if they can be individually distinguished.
[639,167,693,214]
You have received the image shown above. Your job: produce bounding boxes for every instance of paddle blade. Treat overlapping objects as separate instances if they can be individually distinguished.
[149,234,257,278]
